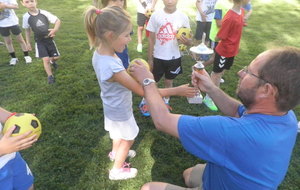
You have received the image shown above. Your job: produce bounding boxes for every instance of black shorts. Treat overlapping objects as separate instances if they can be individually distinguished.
[35,38,60,58]
[0,25,22,37]
[213,51,235,73]
[153,57,182,82]
[195,21,211,41]
[137,12,148,27]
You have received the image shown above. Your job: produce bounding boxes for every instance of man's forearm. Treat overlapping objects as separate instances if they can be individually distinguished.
[207,86,241,117]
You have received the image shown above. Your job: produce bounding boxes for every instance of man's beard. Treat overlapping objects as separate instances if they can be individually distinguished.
[236,86,257,109]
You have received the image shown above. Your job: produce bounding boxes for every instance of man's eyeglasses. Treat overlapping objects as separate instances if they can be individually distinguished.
[240,66,270,84]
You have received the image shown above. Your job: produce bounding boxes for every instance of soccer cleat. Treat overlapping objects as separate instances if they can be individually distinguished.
[48,75,55,84]
[108,150,136,162]
[24,56,32,64]
[203,97,218,111]
[109,164,138,180]
[136,44,143,53]
[0,41,4,45]
[50,60,58,70]
[138,101,150,117]
[9,58,18,66]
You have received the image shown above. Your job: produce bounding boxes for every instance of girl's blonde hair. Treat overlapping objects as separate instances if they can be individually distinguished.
[93,0,127,9]
[84,6,131,48]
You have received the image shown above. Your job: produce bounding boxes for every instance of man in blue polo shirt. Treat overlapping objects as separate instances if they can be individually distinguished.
[130,46,300,190]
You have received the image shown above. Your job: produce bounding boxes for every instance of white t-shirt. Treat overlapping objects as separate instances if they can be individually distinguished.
[147,9,190,60]
[195,0,218,22]
[0,0,19,27]
[136,0,154,14]
[0,123,16,169]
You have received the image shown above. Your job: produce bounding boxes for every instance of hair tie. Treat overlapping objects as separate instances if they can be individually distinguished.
[95,9,102,15]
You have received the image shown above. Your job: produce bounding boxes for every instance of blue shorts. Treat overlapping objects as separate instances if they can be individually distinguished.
[0,152,34,190]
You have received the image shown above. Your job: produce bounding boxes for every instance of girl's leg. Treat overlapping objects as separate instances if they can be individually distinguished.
[113,139,134,169]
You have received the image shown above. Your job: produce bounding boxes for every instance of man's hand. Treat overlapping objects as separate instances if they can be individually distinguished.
[129,60,154,84]
[191,69,215,93]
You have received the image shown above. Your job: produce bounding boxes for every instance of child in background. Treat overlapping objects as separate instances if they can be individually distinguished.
[21,0,61,84]
[202,0,232,82]
[195,0,218,45]
[84,6,195,180]
[136,0,157,53]
[242,0,252,26]
[0,0,32,65]
[204,0,246,111]
[94,0,130,69]
[0,107,37,189]
[140,0,192,116]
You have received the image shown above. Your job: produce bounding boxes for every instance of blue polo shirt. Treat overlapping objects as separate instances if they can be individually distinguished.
[178,105,297,190]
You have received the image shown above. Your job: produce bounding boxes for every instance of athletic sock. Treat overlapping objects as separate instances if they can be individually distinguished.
[9,52,16,58]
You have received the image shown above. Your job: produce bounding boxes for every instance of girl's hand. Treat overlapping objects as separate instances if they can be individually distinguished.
[0,125,37,156]
[174,84,197,98]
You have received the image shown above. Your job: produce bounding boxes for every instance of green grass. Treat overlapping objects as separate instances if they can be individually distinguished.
[0,0,299,189]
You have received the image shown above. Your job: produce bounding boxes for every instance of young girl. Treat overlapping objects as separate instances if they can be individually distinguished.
[84,6,195,180]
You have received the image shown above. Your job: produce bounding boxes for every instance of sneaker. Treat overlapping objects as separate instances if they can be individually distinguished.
[109,165,138,180]
[139,101,150,117]
[50,60,58,70]
[137,43,142,53]
[203,97,218,111]
[9,58,18,66]
[48,75,55,84]
[24,56,32,64]
[108,150,136,161]
[220,78,225,83]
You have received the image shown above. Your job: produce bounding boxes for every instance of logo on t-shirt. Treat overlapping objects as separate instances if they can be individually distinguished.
[157,22,176,45]
[36,19,45,27]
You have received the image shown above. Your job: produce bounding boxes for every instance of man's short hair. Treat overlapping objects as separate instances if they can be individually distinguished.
[259,46,300,111]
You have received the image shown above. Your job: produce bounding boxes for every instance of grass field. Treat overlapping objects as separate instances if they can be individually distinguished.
[0,0,299,189]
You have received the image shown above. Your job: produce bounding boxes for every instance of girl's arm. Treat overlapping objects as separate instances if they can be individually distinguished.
[113,69,196,98]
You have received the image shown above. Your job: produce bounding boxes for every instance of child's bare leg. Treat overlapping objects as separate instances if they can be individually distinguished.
[42,57,53,76]
[15,34,28,52]
[112,139,121,153]
[113,139,134,169]
[3,36,14,53]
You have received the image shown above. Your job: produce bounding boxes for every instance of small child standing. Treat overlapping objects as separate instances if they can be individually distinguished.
[136,0,157,53]
[203,0,245,111]
[84,6,195,180]
[0,107,37,189]
[0,0,32,65]
[21,0,61,84]
[141,0,192,115]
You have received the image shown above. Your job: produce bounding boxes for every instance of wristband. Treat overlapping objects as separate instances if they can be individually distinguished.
[6,112,16,121]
